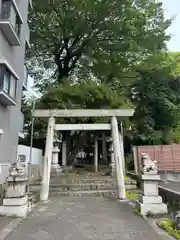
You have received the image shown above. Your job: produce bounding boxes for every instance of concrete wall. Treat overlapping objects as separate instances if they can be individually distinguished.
[17,145,43,165]
[159,186,180,215]
[0,144,43,184]
[0,163,11,184]
[127,170,180,183]
[159,171,180,182]
[0,0,30,164]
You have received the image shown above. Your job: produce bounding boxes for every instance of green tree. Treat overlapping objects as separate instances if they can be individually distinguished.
[29,0,170,84]
[131,69,180,145]
[30,81,132,163]
[168,52,180,77]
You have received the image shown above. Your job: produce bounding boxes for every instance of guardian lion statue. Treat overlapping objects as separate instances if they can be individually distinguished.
[141,153,158,173]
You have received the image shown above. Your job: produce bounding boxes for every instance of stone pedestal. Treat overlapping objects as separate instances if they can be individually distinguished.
[51,146,62,176]
[0,174,29,218]
[136,173,167,215]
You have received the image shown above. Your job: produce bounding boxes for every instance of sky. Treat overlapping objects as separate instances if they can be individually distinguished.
[162,0,180,51]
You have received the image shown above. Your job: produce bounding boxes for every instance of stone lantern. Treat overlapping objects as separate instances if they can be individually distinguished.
[51,133,62,176]
[107,137,116,176]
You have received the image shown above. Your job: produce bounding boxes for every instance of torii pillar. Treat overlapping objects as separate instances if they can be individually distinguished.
[62,140,67,167]
[111,116,126,200]
[94,137,98,172]
[40,117,55,201]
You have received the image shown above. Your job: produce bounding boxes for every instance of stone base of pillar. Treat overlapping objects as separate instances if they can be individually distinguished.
[136,173,168,215]
[136,201,167,216]
[51,164,62,177]
[0,171,29,218]
[0,202,29,218]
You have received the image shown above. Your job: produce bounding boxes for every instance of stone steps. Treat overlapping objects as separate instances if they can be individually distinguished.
[50,183,116,190]
[50,177,136,184]
[50,178,115,184]
[30,176,137,197]
[50,182,136,191]
[50,189,117,197]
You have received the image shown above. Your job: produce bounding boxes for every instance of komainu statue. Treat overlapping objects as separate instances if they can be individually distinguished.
[141,153,158,173]
[8,161,25,177]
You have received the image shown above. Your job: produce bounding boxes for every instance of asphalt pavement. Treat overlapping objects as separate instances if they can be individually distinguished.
[3,196,163,240]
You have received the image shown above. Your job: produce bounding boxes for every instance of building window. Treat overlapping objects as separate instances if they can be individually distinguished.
[3,69,10,93]
[0,65,17,100]
[15,15,21,37]
[1,0,11,19]
[0,0,23,45]
[9,75,16,99]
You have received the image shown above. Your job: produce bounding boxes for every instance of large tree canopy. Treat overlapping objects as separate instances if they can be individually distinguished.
[23,0,180,163]
[29,0,170,84]
[131,69,180,145]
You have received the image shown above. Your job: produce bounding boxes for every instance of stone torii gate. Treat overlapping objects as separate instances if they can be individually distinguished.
[32,109,134,202]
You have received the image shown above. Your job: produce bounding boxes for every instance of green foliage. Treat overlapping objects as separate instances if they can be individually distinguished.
[131,68,180,145]
[21,95,32,135]
[126,191,138,200]
[29,0,170,83]
[38,81,132,111]
[157,218,180,239]
[32,81,133,163]
[169,52,180,77]
[24,0,180,152]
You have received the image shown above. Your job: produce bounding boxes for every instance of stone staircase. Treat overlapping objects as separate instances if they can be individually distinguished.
[29,168,138,198]
[49,174,137,197]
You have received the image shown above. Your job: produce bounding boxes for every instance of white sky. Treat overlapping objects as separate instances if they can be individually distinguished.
[162,0,180,51]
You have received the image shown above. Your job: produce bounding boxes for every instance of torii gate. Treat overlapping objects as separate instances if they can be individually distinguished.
[32,109,134,201]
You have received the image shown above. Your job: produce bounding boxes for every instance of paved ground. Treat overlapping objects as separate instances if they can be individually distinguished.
[0,217,12,232]
[4,196,163,240]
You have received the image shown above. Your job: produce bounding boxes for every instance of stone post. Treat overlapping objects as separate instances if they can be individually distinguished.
[111,116,126,200]
[40,117,55,202]
[62,140,67,166]
[94,137,98,172]
[136,153,167,215]
[132,146,139,174]
[0,163,29,218]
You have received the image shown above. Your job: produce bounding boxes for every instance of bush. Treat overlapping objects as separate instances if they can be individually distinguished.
[157,218,180,239]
